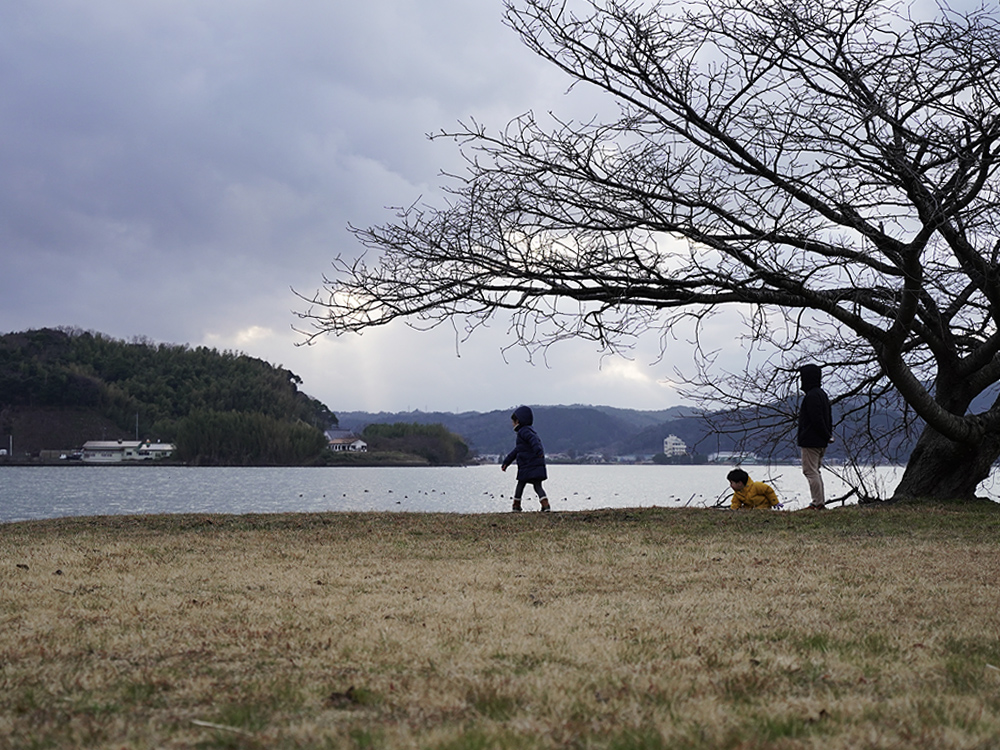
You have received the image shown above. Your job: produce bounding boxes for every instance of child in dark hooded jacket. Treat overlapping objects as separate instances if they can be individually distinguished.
[501,405,550,512]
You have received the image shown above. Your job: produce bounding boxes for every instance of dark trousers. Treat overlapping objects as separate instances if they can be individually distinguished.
[514,479,546,499]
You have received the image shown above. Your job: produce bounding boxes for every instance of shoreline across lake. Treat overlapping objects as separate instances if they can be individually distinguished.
[0,463,961,524]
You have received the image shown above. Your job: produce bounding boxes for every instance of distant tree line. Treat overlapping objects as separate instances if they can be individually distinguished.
[174,410,329,465]
[0,328,336,464]
[361,423,470,465]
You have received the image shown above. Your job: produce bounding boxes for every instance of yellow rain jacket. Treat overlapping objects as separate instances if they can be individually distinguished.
[731,478,779,510]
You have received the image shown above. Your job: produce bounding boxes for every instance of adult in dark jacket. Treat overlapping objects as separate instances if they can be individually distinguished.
[798,364,833,509]
[501,405,550,512]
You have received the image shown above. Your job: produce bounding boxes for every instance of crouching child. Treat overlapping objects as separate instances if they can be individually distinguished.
[727,468,780,510]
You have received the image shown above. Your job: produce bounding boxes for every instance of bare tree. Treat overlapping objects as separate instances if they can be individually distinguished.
[297,0,1000,501]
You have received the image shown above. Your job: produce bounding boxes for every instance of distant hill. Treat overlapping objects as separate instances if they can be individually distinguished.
[336,404,754,459]
[0,328,335,463]
[337,399,925,463]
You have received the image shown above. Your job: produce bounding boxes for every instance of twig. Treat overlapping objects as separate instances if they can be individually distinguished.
[191,719,253,736]
[827,488,858,507]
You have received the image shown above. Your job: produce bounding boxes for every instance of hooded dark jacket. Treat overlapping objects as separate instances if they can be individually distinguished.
[797,365,833,448]
[503,405,547,481]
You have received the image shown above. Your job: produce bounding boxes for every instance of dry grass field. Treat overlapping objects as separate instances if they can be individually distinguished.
[2,502,1000,749]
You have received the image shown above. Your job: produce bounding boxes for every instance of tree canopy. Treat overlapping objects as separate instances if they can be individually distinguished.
[299,0,1000,500]
[361,422,470,465]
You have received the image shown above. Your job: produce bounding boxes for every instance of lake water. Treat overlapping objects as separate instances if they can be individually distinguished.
[5,463,997,523]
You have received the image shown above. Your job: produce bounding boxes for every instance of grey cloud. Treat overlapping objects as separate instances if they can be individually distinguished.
[0,0,690,412]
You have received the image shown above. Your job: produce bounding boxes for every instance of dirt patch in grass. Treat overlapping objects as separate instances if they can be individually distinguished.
[2,502,1000,748]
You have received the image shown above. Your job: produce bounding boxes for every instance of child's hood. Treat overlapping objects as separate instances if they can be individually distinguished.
[512,405,534,426]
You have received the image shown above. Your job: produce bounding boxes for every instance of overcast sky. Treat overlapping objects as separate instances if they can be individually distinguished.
[0,0,740,415]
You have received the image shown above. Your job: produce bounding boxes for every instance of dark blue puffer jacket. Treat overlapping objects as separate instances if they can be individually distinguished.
[503,405,547,481]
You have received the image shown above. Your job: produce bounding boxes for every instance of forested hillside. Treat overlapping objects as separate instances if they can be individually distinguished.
[0,328,335,463]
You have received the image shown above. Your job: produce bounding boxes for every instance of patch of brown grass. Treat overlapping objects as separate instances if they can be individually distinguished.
[1,503,1000,748]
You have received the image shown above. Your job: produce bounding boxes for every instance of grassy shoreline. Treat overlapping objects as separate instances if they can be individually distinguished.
[2,503,1000,748]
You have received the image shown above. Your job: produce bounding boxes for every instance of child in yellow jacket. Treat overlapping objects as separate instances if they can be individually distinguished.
[727,468,780,509]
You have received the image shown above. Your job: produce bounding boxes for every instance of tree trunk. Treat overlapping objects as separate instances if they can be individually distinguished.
[892,424,1000,501]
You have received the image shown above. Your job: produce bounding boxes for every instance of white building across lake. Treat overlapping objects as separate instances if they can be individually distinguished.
[81,440,176,463]
[662,434,687,457]
[708,450,761,464]
[325,429,368,452]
